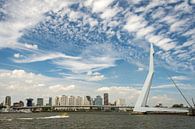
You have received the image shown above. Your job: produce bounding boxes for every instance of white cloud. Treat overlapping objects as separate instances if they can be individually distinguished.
[124,14,146,32]
[151,7,166,20]
[13,51,80,63]
[124,13,176,51]
[100,7,120,19]
[183,28,195,37]
[12,43,117,82]
[54,56,115,73]
[122,1,194,70]
[91,0,113,13]
[172,76,190,81]
[66,8,99,27]
[24,43,38,50]
[136,26,154,37]
[177,53,190,60]
[14,53,22,58]
[0,69,40,78]
[174,1,192,13]
[97,86,140,93]
[83,0,94,7]
[152,84,174,89]
[147,35,163,46]
[49,84,75,92]
[86,71,105,81]
[97,86,141,104]
[137,67,144,71]
[0,69,81,102]
[68,10,83,21]
[128,0,142,4]
[161,15,177,25]
[170,19,189,32]
[176,40,195,50]
[191,0,195,4]
[61,71,105,82]
[54,44,118,73]
[146,34,176,51]
[152,83,195,90]
[0,0,74,49]
[85,17,98,27]
[149,94,175,106]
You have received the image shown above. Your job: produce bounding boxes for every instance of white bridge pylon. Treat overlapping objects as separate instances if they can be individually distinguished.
[133,43,188,113]
[133,43,154,112]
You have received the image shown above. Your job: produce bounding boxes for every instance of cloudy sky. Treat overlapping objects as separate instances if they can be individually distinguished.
[0,0,195,106]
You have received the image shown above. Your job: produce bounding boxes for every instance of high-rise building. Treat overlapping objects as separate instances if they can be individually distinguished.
[86,96,92,105]
[37,98,44,106]
[94,95,103,105]
[115,98,126,106]
[5,96,11,107]
[91,98,94,105]
[83,96,90,105]
[0,102,3,107]
[76,96,83,106]
[61,95,69,106]
[26,98,33,107]
[55,96,60,106]
[49,97,52,106]
[93,98,95,105]
[69,96,76,106]
[104,93,109,105]
[19,101,24,107]
[13,101,24,107]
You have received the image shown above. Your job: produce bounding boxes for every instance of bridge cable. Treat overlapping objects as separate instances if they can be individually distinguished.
[168,75,192,108]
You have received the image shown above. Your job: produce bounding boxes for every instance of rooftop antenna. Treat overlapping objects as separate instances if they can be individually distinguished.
[168,76,192,108]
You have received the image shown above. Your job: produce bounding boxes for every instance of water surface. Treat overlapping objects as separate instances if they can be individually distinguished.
[0,112,195,129]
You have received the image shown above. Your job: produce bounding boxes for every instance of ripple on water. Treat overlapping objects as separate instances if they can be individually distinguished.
[0,112,195,129]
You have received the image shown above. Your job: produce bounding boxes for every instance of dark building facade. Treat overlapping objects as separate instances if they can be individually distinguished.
[37,98,44,106]
[49,97,52,106]
[86,96,92,105]
[94,95,103,105]
[104,93,109,105]
[26,98,33,107]
[5,96,11,107]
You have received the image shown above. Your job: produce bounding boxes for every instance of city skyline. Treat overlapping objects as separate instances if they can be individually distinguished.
[0,0,195,107]
[1,93,127,107]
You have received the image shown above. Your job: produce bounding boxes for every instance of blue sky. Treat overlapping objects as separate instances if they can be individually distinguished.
[0,0,195,106]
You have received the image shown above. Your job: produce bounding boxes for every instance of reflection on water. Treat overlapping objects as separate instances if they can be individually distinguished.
[17,118,34,120]
[0,112,195,129]
[16,115,69,120]
[0,113,69,123]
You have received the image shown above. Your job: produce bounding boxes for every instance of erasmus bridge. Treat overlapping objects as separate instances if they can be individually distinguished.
[133,43,189,114]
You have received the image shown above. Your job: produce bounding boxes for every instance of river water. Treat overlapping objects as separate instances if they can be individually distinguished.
[0,112,195,129]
